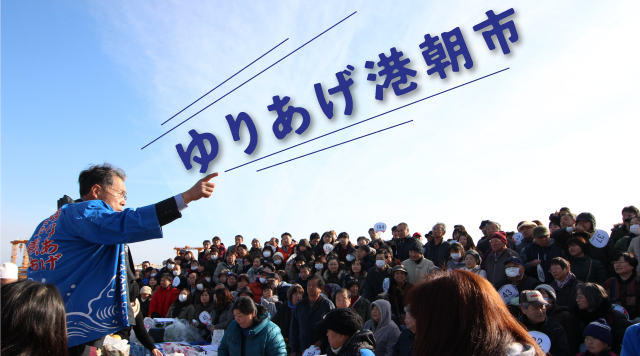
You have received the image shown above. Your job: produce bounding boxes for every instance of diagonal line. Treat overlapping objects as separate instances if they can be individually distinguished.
[141,10,358,150]
[161,38,289,126]
[225,67,509,172]
[256,120,413,172]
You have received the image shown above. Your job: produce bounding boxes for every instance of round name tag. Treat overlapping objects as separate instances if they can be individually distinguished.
[512,232,524,244]
[172,276,180,287]
[612,304,630,320]
[537,264,546,283]
[528,331,551,354]
[374,222,387,233]
[323,244,334,254]
[498,284,518,304]
[590,229,610,248]
[382,278,390,293]
[199,311,211,324]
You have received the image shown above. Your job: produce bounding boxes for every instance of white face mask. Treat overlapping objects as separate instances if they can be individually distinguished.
[150,273,157,277]
[630,224,640,235]
[376,260,386,269]
[178,294,187,302]
[211,255,218,260]
[191,266,198,270]
[197,284,203,291]
[315,264,324,270]
[167,264,175,269]
[451,253,461,260]
[263,252,271,258]
[274,260,282,265]
[505,267,521,277]
[346,255,355,261]
[205,278,211,282]
[259,277,267,284]
[173,271,179,276]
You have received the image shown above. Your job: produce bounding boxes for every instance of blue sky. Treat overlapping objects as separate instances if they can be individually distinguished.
[2,1,638,265]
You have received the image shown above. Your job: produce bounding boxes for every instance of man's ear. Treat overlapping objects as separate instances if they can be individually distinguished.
[89,184,101,199]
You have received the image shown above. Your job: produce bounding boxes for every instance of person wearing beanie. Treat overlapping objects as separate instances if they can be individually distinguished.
[535,284,583,355]
[517,290,571,356]
[461,250,487,278]
[0,262,19,286]
[139,286,152,318]
[316,308,375,356]
[485,231,521,288]
[566,233,608,285]
[578,319,615,356]
[552,212,618,279]
[520,225,566,283]
[401,241,435,285]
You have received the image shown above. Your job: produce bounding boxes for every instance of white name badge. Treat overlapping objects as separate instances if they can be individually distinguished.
[199,311,211,324]
[382,278,390,293]
[323,244,334,254]
[590,229,610,248]
[498,284,518,304]
[612,304,630,320]
[537,264,546,282]
[374,222,387,233]
[512,232,524,244]
[528,331,551,354]
[172,276,180,287]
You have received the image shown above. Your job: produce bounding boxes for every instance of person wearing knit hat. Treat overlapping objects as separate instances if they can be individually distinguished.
[580,319,614,356]
[139,286,153,317]
[485,231,520,288]
[316,308,375,356]
[0,262,18,286]
[401,241,434,285]
[461,250,487,278]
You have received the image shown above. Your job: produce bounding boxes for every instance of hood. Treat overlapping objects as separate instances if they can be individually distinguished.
[369,299,393,333]
[504,343,536,356]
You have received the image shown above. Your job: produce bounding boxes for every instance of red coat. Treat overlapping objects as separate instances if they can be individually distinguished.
[248,280,263,303]
[148,286,180,317]
[277,244,296,262]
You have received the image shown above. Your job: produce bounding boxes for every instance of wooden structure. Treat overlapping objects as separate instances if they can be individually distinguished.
[173,246,205,257]
[10,240,29,280]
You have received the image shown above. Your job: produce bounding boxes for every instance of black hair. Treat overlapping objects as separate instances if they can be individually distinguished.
[78,163,126,197]
[622,205,640,215]
[1,280,69,356]
[577,283,608,310]
[309,232,320,241]
[261,282,276,292]
[308,275,325,289]
[281,232,291,238]
[391,225,397,232]
[231,296,268,319]
[550,257,570,270]
[376,249,389,259]
[338,232,349,240]
[614,252,639,269]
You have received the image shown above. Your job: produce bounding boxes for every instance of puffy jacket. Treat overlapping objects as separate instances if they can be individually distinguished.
[213,261,243,284]
[423,239,451,269]
[277,244,296,262]
[485,248,520,288]
[323,270,347,285]
[402,257,435,285]
[211,302,234,330]
[333,242,357,266]
[344,272,367,293]
[396,237,417,262]
[551,228,617,278]
[575,300,632,354]
[166,303,195,320]
[248,280,263,303]
[520,243,565,283]
[567,255,608,285]
[148,285,179,318]
[218,313,287,356]
[364,266,392,302]
[517,314,570,356]
[289,295,335,353]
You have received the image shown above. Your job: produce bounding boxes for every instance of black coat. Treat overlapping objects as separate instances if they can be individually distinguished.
[289,296,335,353]
[520,243,565,283]
[518,314,570,356]
[272,301,295,341]
[364,266,392,302]
[393,328,414,356]
[574,300,632,354]
[328,329,375,356]
[551,274,581,313]
[396,236,418,262]
[547,304,583,356]
[423,239,451,269]
[551,228,617,278]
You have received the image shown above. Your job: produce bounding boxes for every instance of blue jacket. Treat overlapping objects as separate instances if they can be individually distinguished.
[218,313,287,356]
[289,295,335,353]
[620,322,640,356]
[26,200,163,347]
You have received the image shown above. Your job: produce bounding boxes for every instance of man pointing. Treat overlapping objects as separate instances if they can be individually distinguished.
[26,163,219,355]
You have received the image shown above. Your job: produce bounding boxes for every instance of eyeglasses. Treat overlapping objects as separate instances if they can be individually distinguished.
[100,185,127,201]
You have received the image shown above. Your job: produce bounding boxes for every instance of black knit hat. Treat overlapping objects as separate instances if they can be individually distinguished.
[409,241,424,254]
[583,319,612,346]
[316,308,363,336]
[576,212,596,229]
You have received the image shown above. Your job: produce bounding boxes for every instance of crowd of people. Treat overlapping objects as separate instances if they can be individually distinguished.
[2,164,640,356]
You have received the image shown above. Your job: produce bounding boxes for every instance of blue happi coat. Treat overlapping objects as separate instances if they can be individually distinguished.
[26,200,163,347]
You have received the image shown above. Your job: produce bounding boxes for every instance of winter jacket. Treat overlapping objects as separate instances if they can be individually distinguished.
[364,266,392,302]
[272,300,295,342]
[204,259,219,276]
[277,244,296,262]
[247,266,263,283]
[166,303,195,320]
[568,255,608,285]
[360,254,376,272]
[248,280,263,303]
[388,281,412,320]
[140,297,151,318]
[611,224,629,244]
[615,232,637,253]
[503,343,536,356]
[249,247,263,260]
[620,323,640,356]
[401,257,434,285]
[261,295,280,319]
[334,242,357,266]
[423,239,451,269]
[629,236,640,274]
[218,313,287,356]
[604,271,640,320]
[324,269,348,285]
[551,273,582,313]
[496,274,541,294]
[327,329,376,356]
[485,248,520,288]
[546,303,583,356]
[461,265,488,279]
[352,296,372,323]
[552,227,617,278]
[211,302,234,330]
[478,237,516,256]
[575,300,632,354]
[392,328,414,356]
[515,238,534,255]
[148,285,180,318]
[344,272,368,293]
[517,314,570,356]
[214,243,227,260]
[213,261,243,284]
[396,236,417,262]
[290,295,335,353]
[446,258,465,270]
[520,243,565,283]
[362,300,401,356]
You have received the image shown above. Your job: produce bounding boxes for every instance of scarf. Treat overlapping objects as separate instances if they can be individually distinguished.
[555,273,575,289]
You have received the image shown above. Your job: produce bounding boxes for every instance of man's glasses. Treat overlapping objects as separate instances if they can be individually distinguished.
[100,185,127,201]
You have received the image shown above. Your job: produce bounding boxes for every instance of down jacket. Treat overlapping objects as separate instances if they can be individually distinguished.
[217,313,287,356]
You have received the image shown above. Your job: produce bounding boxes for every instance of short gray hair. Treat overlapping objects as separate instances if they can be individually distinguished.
[78,163,127,197]
[433,222,447,231]
[486,221,501,230]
